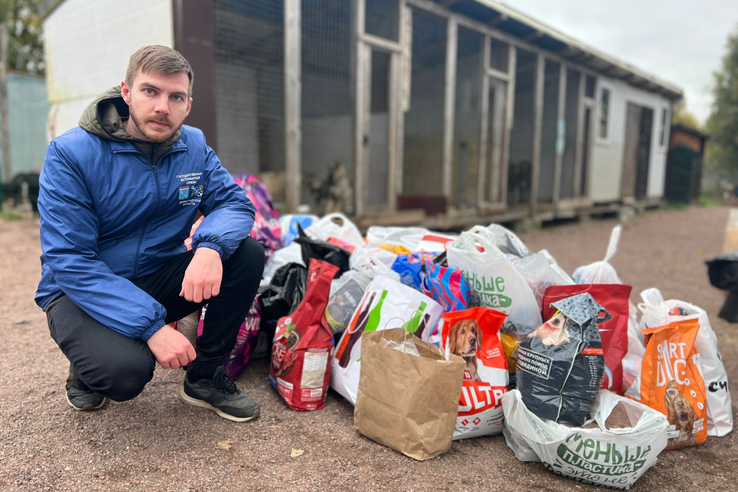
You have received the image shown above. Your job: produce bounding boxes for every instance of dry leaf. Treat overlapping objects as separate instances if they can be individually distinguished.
[290,449,304,458]
[218,439,236,450]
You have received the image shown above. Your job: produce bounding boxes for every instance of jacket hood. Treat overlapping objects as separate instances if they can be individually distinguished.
[78,86,181,164]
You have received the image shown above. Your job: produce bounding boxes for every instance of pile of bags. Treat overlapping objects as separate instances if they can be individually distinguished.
[186,176,732,489]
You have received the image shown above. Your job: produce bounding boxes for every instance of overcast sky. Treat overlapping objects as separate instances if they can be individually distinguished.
[503,0,738,124]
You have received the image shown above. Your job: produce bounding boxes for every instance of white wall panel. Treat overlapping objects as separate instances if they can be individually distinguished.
[44,0,174,137]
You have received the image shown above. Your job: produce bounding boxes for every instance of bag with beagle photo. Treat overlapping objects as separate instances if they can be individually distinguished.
[635,319,707,450]
[439,307,509,440]
[516,293,610,427]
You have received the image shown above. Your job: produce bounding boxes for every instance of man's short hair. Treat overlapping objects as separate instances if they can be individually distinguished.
[126,45,194,96]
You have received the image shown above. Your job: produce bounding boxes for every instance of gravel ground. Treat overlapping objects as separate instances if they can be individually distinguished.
[1,205,736,492]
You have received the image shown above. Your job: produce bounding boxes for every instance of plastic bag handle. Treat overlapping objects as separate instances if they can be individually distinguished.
[458,226,499,255]
[603,225,622,262]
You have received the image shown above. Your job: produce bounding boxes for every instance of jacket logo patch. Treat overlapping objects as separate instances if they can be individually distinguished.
[191,185,204,197]
[178,186,190,200]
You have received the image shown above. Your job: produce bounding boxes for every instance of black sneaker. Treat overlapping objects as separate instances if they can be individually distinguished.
[66,363,106,411]
[180,366,260,422]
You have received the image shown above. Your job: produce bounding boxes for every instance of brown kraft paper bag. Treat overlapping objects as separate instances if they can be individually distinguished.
[354,328,465,460]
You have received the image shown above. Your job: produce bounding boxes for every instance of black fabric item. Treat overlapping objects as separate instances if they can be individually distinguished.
[258,262,308,337]
[47,237,265,402]
[719,291,738,323]
[294,223,350,275]
[707,253,738,291]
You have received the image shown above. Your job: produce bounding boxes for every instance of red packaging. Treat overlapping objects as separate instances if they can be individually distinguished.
[542,284,631,394]
[270,258,339,411]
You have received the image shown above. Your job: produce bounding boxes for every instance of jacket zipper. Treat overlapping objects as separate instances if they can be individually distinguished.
[113,144,188,279]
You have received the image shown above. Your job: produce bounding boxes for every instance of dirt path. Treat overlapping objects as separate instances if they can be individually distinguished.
[1,206,736,491]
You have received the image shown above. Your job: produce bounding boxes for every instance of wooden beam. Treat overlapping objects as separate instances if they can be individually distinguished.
[525,31,543,42]
[573,69,586,198]
[553,63,566,209]
[487,67,510,81]
[284,0,301,213]
[0,25,9,184]
[351,0,367,217]
[489,14,508,26]
[360,33,403,53]
[478,35,491,210]
[501,45,516,207]
[530,52,544,216]
[442,17,458,200]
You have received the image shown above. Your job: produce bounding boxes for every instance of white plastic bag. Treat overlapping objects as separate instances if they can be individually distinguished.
[573,225,622,284]
[447,226,541,335]
[349,246,401,282]
[365,226,429,251]
[503,389,668,490]
[636,288,733,437]
[487,224,530,258]
[514,250,574,310]
[330,276,444,405]
[304,212,365,250]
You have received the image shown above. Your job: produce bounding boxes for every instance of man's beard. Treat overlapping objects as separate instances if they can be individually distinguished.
[129,106,181,143]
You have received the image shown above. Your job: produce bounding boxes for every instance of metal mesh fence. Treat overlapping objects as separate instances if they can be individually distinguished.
[213,0,285,200]
[402,6,447,197]
[301,0,353,210]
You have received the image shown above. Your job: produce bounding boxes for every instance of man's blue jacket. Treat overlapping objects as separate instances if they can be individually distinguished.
[35,87,255,341]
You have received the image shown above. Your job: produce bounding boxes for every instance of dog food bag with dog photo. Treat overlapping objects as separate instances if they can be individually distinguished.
[330,275,444,405]
[636,319,707,450]
[517,293,609,427]
[438,307,509,440]
[502,389,668,490]
[447,226,541,335]
[270,259,339,412]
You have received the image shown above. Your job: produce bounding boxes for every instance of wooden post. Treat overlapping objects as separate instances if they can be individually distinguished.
[351,0,367,218]
[0,26,10,185]
[501,45,516,207]
[573,69,586,199]
[442,17,457,201]
[284,0,301,213]
[477,36,490,209]
[553,63,566,209]
[530,52,544,216]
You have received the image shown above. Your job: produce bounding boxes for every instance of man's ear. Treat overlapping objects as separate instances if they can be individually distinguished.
[186,97,193,117]
[120,80,131,105]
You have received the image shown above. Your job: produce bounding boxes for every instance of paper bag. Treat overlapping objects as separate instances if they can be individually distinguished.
[354,328,465,460]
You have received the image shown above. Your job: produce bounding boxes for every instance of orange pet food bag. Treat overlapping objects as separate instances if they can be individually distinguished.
[639,319,707,450]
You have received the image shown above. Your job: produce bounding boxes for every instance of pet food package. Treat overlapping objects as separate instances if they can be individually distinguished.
[635,319,708,450]
[219,299,261,380]
[330,276,444,405]
[438,308,509,440]
[543,285,631,395]
[232,173,283,262]
[517,293,609,426]
[325,270,372,335]
[269,259,339,411]
[503,389,668,490]
[637,288,732,437]
[447,226,542,335]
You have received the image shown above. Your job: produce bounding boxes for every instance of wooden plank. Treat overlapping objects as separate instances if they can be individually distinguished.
[553,63,566,209]
[284,0,301,213]
[489,79,505,203]
[530,52,544,216]
[360,33,403,53]
[573,68,586,198]
[352,0,367,217]
[501,45,516,207]
[387,50,399,211]
[442,17,457,200]
[477,36,491,210]
[396,3,410,198]
[0,26,9,184]
[487,67,510,81]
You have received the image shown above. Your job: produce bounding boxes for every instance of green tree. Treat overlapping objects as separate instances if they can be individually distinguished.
[0,0,44,75]
[671,104,701,130]
[706,26,738,180]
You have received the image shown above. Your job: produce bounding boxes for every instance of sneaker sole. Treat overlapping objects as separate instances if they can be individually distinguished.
[179,387,260,423]
[65,393,106,412]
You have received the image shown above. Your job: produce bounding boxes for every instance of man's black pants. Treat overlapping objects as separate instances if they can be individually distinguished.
[46,238,265,402]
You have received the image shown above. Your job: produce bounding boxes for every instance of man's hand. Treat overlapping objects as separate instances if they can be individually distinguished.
[147,325,196,369]
[180,247,223,303]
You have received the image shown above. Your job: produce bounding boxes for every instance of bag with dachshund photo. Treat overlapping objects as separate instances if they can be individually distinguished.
[269,259,339,411]
[330,276,444,405]
[516,293,609,426]
[439,308,509,440]
[636,319,707,450]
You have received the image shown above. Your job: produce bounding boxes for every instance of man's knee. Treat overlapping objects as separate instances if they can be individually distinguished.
[82,351,155,402]
[228,237,265,278]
